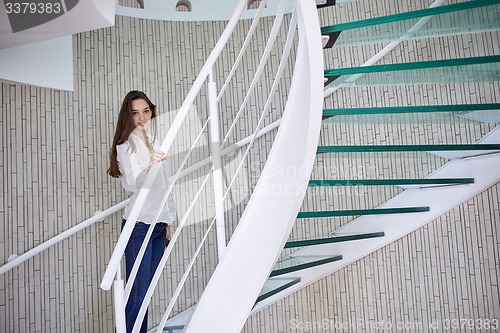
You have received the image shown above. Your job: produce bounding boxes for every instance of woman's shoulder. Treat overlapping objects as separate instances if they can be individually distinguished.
[116,141,130,151]
[116,141,132,157]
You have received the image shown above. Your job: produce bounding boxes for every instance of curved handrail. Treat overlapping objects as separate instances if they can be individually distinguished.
[3,1,320,331]
[106,0,301,330]
[183,0,324,331]
[129,1,301,330]
[0,200,129,275]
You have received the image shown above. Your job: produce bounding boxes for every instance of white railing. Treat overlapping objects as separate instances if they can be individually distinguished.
[182,0,324,331]
[101,0,316,332]
[220,0,291,148]
[102,1,252,330]
[0,200,129,276]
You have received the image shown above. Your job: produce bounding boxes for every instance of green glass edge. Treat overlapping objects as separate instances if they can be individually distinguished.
[284,232,385,248]
[323,103,500,116]
[270,255,343,277]
[309,178,475,186]
[297,207,430,218]
[324,55,500,77]
[255,278,301,303]
[317,144,500,153]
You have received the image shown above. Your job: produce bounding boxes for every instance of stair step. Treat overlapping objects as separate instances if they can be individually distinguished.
[324,54,500,77]
[322,103,500,117]
[321,0,500,48]
[297,206,430,218]
[270,255,343,277]
[317,144,500,153]
[284,232,385,248]
[309,178,475,186]
[255,278,301,303]
[324,55,500,86]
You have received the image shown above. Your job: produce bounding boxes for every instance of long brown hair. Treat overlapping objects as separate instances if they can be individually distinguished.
[107,90,158,178]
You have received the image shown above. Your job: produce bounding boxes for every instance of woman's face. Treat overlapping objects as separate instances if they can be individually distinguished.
[130,98,152,132]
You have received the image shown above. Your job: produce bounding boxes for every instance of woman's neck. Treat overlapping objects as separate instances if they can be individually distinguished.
[132,128,154,153]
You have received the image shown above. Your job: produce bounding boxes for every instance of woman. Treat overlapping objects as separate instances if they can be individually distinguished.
[108,90,176,333]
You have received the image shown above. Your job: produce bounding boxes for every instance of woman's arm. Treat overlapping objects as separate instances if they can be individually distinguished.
[117,141,168,193]
[116,142,148,193]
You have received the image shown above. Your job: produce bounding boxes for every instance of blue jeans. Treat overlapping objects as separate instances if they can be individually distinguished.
[122,220,168,333]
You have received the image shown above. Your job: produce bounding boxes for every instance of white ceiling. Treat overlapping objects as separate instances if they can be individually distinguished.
[0,0,290,90]
[0,0,115,90]
[0,0,292,51]
[0,0,115,50]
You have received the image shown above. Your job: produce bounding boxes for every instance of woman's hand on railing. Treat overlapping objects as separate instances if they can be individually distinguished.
[166,225,171,240]
[150,151,166,165]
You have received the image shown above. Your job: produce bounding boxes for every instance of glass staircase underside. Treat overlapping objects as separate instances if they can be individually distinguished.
[322,0,500,47]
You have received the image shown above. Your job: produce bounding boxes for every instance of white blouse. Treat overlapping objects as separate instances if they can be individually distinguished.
[116,133,176,224]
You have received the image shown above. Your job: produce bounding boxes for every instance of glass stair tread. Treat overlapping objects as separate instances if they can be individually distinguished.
[316,144,500,153]
[321,0,500,48]
[255,277,301,304]
[163,326,184,333]
[322,104,500,124]
[297,206,430,218]
[323,55,500,87]
[270,255,343,277]
[322,111,500,125]
[322,103,500,117]
[324,55,500,76]
[308,178,475,186]
[322,0,499,33]
[284,232,385,248]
